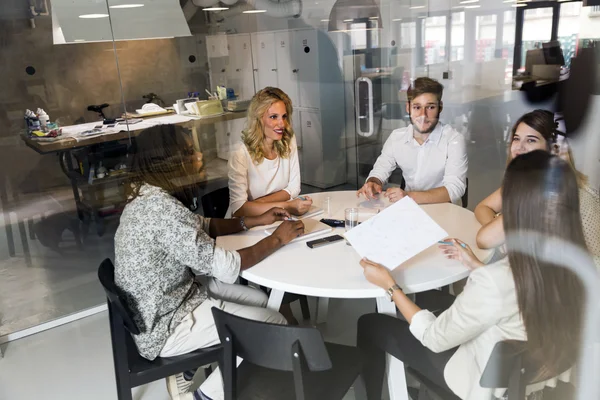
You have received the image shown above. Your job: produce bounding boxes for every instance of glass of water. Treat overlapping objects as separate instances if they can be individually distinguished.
[345,208,359,245]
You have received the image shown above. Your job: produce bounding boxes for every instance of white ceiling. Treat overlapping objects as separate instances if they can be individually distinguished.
[52,0,191,44]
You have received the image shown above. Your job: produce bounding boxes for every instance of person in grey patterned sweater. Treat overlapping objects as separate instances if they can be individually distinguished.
[114,125,304,399]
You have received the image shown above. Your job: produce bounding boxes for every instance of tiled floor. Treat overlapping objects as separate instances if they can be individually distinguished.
[0,297,383,400]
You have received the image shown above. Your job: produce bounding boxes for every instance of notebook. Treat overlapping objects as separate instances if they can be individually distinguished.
[263,218,332,244]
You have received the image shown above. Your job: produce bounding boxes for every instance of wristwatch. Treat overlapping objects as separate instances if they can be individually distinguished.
[239,217,249,231]
[387,284,402,301]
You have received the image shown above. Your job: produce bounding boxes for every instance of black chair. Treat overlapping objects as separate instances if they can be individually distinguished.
[201,186,231,219]
[211,307,362,400]
[201,187,311,322]
[98,259,223,400]
[407,340,575,400]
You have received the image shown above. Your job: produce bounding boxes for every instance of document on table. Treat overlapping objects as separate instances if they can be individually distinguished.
[344,197,448,270]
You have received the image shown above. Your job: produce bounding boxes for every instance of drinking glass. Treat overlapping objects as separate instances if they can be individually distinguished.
[344,208,358,245]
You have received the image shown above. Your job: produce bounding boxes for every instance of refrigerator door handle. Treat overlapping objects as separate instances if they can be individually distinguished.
[355,77,374,137]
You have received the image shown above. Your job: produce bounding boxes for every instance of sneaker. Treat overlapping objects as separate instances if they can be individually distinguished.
[166,371,194,400]
[193,389,213,400]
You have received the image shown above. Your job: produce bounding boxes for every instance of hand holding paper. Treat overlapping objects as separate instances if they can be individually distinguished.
[344,197,448,270]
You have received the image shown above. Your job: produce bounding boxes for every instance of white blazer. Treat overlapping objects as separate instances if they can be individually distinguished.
[410,259,571,399]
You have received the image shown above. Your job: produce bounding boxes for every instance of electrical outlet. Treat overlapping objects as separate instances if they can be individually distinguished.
[443,71,452,80]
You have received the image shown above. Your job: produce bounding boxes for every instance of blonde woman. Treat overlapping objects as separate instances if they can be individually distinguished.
[475,109,599,268]
[228,87,312,217]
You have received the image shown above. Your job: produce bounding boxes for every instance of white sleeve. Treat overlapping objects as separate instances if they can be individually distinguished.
[228,146,250,215]
[409,267,504,353]
[284,137,301,198]
[443,129,468,205]
[367,131,399,185]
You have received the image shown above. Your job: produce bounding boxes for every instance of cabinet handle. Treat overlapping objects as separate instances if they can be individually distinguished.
[293,69,299,73]
[221,69,226,72]
[227,132,230,136]
[236,68,240,72]
[271,68,277,71]
[253,68,258,71]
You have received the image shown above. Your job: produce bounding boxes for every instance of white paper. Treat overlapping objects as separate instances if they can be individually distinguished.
[344,197,448,270]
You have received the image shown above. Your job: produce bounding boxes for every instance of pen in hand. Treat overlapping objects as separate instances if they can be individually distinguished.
[438,240,467,248]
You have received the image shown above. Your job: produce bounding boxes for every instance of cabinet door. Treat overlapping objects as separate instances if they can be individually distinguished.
[228,35,254,100]
[292,110,301,149]
[274,31,299,107]
[206,35,229,90]
[227,118,245,150]
[300,111,322,186]
[206,35,229,59]
[215,121,230,161]
[251,32,278,92]
[293,29,320,109]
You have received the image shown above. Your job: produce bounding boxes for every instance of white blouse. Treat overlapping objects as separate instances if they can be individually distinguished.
[227,136,301,216]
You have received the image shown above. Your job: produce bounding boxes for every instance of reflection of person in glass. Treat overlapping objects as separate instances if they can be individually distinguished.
[357,77,468,205]
[475,110,599,269]
[114,124,305,398]
[227,87,312,217]
[357,151,588,400]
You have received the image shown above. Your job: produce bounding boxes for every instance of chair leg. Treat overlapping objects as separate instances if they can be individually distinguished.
[299,296,311,320]
[28,218,36,240]
[18,218,32,267]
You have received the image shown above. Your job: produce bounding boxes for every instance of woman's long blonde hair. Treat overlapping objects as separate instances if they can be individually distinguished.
[242,87,294,164]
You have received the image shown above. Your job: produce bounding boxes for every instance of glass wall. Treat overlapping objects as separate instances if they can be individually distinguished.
[1,4,599,395]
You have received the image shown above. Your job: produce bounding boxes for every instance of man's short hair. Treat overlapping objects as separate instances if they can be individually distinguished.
[407,77,444,103]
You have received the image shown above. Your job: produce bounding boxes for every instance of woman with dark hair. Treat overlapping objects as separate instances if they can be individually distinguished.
[474,110,599,268]
[357,151,589,400]
[114,124,305,399]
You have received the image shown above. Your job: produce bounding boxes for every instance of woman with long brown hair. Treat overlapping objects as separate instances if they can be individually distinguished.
[357,151,588,400]
[227,87,313,217]
[114,124,305,399]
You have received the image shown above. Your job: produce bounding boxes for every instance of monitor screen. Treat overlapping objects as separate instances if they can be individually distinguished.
[542,41,566,66]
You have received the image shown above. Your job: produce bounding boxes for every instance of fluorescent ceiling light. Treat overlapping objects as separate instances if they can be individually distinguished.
[321,19,329,21]
[79,14,109,18]
[409,5,425,9]
[512,3,527,7]
[465,4,481,8]
[242,9,267,13]
[203,7,229,11]
[109,4,145,8]
[460,0,478,3]
[392,18,402,21]
[343,18,354,22]
[503,0,516,3]
[369,16,378,19]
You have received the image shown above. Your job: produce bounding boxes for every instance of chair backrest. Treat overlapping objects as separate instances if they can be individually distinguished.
[480,340,573,399]
[211,307,332,372]
[98,258,141,335]
[201,186,230,218]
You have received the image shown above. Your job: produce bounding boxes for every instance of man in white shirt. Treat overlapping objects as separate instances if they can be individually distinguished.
[357,77,468,205]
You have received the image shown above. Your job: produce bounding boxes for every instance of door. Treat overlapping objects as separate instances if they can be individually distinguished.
[228,34,254,100]
[293,29,320,109]
[274,31,300,107]
[206,35,229,90]
[251,32,278,92]
[300,111,322,186]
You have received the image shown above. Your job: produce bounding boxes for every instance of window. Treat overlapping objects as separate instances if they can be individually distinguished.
[424,15,446,64]
[400,21,416,49]
[451,12,464,61]
[476,14,497,62]
[350,22,367,50]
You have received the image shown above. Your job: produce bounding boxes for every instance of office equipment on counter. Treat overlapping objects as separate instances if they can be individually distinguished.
[217,85,227,100]
[175,97,199,114]
[345,197,448,270]
[185,99,224,118]
[263,218,332,243]
[225,99,251,112]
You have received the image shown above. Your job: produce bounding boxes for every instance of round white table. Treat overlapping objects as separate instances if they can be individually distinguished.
[216,191,492,400]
